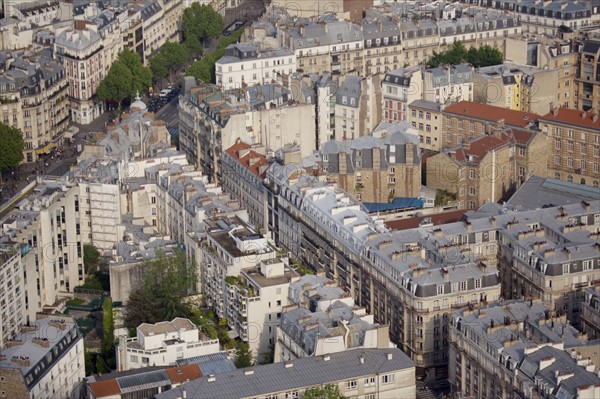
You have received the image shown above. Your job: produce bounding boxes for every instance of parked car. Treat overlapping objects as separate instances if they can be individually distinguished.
[159,89,171,98]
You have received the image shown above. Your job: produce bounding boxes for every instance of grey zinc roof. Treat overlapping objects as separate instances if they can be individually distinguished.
[291,21,363,48]
[335,75,362,107]
[156,348,414,399]
[409,100,443,112]
[176,352,236,375]
[55,27,101,52]
[521,346,600,397]
[507,176,600,210]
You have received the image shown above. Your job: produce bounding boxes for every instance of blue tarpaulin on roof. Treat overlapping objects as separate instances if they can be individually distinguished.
[363,198,424,213]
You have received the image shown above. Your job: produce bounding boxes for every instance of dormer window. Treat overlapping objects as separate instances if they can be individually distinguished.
[342,96,347,105]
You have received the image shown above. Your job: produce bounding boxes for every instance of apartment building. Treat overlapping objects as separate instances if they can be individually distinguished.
[224,258,298,361]
[116,318,220,371]
[497,199,600,328]
[222,141,269,231]
[582,288,600,340]
[0,244,26,349]
[427,128,547,209]
[334,74,383,140]
[449,300,599,399]
[157,348,416,399]
[423,64,473,105]
[539,107,600,187]
[505,37,579,110]
[473,63,559,115]
[216,42,295,89]
[54,20,105,124]
[458,0,595,34]
[382,66,422,124]
[178,83,316,183]
[441,101,540,149]
[282,20,364,75]
[0,315,84,399]
[276,300,391,363]
[201,215,275,317]
[320,123,421,202]
[362,17,402,75]
[0,52,69,163]
[140,0,183,61]
[577,39,600,112]
[408,100,443,153]
[1,182,87,320]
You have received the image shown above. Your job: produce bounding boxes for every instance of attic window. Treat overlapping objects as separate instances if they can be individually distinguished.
[350,98,356,106]
[342,96,347,105]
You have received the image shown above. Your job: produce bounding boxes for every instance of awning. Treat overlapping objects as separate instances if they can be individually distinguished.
[35,142,57,155]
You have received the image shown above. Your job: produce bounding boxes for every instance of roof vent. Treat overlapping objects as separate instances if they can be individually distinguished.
[285,362,293,368]
[244,369,254,376]
[207,374,216,382]
[323,355,331,361]
[360,355,365,364]
[387,353,393,360]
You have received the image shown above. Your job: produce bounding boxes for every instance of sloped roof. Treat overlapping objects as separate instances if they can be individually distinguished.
[444,101,540,127]
[540,108,600,130]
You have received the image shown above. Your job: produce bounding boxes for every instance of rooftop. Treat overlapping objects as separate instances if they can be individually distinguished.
[88,365,201,398]
[444,101,540,127]
[0,316,81,389]
[507,176,600,211]
[540,108,600,130]
[156,348,414,399]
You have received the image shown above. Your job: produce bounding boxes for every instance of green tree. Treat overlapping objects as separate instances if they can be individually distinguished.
[123,288,160,330]
[97,49,151,107]
[182,4,223,53]
[84,351,96,376]
[97,62,134,105]
[118,49,152,94]
[0,123,24,172]
[101,297,114,356]
[234,342,254,368]
[303,384,347,399]
[428,41,503,68]
[150,42,190,84]
[83,244,101,274]
[95,355,109,375]
[124,249,197,329]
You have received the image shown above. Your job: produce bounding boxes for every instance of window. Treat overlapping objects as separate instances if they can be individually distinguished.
[469,187,476,196]
[568,141,574,152]
[389,167,395,175]
[567,157,573,168]
[459,281,467,291]
[563,264,570,274]
[347,380,357,389]
[437,285,444,295]
[130,355,138,363]
[581,160,587,171]
[475,279,481,289]
[389,177,396,184]
[382,374,395,384]
[581,144,587,155]
[583,260,593,271]
[366,394,376,399]
[469,169,476,179]
[555,138,561,149]
[285,391,298,399]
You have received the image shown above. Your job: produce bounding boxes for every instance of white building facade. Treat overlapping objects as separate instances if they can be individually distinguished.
[117,318,220,371]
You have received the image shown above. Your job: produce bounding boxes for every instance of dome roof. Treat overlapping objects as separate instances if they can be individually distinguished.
[131,92,147,112]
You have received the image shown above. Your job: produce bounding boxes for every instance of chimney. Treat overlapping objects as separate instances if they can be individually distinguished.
[323,355,331,361]
[182,389,187,399]
[207,375,216,382]
[360,354,365,364]
[581,111,587,119]
[74,20,86,30]
[387,353,393,360]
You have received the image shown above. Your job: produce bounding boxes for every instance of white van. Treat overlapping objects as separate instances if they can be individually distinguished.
[159,89,171,98]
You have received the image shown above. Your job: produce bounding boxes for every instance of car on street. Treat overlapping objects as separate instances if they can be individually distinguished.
[159,89,171,98]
